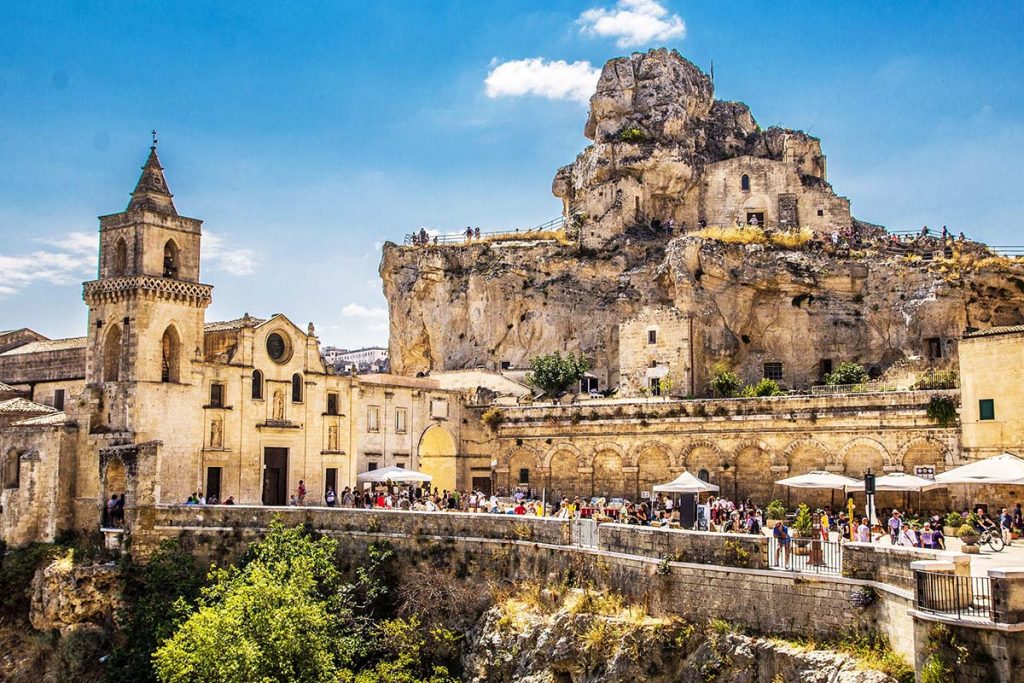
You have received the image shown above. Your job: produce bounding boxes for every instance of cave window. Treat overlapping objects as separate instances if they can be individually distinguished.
[648,329,657,345]
[819,359,833,382]
[500,361,511,370]
[763,362,783,381]
[740,174,751,192]
[926,337,943,359]
[817,209,825,217]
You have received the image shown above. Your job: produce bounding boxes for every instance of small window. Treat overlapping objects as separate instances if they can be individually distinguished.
[368,461,378,472]
[740,174,750,191]
[979,399,995,421]
[53,389,65,411]
[926,337,943,359]
[326,392,338,416]
[763,362,783,381]
[649,377,661,396]
[580,376,598,393]
[210,383,224,408]
[291,373,303,403]
[252,370,263,400]
[817,209,824,217]
[698,469,710,482]
[395,408,407,433]
[500,361,511,370]
[368,406,380,432]
[819,359,832,382]
[519,468,530,484]
[648,329,657,344]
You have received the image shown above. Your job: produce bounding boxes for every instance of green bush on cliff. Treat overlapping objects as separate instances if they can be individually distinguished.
[709,370,742,398]
[824,362,869,386]
[151,521,456,683]
[740,378,784,397]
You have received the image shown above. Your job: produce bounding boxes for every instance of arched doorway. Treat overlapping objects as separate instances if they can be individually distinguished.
[417,425,457,492]
[734,446,772,504]
[592,448,625,499]
[161,326,181,383]
[548,449,579,499]
[101,458,128,527]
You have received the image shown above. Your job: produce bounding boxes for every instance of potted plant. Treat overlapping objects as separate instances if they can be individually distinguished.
[943,511,963,538]
[957,523,979,548]
[766,500,787,528]
[792,503,813,555]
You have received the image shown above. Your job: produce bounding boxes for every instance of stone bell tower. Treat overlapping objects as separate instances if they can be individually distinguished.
[82,138,213,431]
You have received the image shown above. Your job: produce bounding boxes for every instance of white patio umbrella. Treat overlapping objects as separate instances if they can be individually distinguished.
[356,466,433,483]
[935,452,1024,486]
[775,470,859,489]
[653,471,720,493]
[847,472,943,492]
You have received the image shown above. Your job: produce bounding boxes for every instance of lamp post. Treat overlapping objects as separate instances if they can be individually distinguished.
[864,469,877,527]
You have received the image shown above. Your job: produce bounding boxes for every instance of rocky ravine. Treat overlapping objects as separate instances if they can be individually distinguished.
[381,234,1024,389]
[463,588,901,683]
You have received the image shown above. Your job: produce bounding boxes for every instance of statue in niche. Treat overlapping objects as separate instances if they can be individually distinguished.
[272,390,284,421]
[328,424,338,451]
[210,418,223,449]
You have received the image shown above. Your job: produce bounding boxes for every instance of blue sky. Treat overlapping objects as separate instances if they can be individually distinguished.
[1,1,1022,348]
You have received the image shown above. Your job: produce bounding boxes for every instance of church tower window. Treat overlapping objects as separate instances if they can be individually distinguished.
[163,240,179,278]
[252,370,264,399]
[113,238,127,276]
[103,325,122,382]
[291,373,303,403]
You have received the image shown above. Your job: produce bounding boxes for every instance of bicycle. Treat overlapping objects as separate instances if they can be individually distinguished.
[978,528,1005,552]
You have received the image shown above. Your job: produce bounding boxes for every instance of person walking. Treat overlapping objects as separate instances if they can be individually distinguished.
[857,517,871,543]
[325,487,336,507]
[773,521,791,568]
[1000,507,1014,546]
[888,510,902,544]
[297,480,306,506]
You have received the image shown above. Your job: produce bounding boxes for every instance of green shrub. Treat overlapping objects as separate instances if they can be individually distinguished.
[913,370,958,390]
[956,524,976,538]
[943,511,963,529]
[480,407,504,430]
[825,362,869,386]
[926,395,958,426]
[766,500,787,520]
[793,504,813,536]
[619,126,647,143]
[741,378,784,397]
[709,371,742,398]
[525,352,590,397]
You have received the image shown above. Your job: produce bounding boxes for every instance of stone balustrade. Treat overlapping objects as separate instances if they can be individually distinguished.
[596,523,768,569]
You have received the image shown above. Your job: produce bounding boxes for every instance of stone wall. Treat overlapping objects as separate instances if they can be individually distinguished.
[842,542,960,592]
[618,307,692,397]
[0,345,86,384]
[597,522,767,569]
[494,390,961,506]
[912,615,1024,683]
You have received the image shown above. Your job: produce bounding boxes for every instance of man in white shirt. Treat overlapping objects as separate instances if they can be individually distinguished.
[857,517,871,543]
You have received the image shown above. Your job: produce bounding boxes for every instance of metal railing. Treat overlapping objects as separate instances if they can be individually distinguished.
[810,382,899,395]
[769,536,843,574]
[404,216,566,246]
[915,571,994,621]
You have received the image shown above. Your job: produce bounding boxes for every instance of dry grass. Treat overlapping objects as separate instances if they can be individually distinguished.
[480,229,571,246]
[695,225,812,250]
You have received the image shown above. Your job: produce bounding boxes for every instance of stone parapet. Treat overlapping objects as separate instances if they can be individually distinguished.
[843,542,968,591]
[596,523,768,569]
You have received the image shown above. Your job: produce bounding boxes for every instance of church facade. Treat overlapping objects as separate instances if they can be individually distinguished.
[0,146,464,545]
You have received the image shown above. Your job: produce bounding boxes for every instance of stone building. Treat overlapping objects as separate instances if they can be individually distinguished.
[552,49,853,248]
[0,146,464,545]
[958,325,1024,460]
[617,307,693,397]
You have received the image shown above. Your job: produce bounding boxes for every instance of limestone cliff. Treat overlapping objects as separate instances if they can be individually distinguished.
[381,48,1024,388]
[381,234,1024,389]
[463,588,901,682]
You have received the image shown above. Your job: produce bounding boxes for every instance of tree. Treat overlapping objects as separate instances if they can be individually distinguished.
[525,352,589,397]
[825,362,869,386]
[709,370,742,398]
[740,378,784,397]
[152,521,355,683]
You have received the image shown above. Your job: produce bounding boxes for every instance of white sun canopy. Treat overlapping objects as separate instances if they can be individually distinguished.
[935,452,1024,486]
[847,472,944,492]
[356,466,433,483]
[775,470,859,490]
[652,471,720,494]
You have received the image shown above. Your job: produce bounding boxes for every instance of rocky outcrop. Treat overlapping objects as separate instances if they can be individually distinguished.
[463,590,900,682]
[381,235,1024,387]
[29,558,122,633]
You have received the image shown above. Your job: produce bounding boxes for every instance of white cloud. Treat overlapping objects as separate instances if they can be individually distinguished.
[578,0,686,48]
[485,58,601,104]
[341,302,388,321]
[203,230,257,276]
[0,232,97,298]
